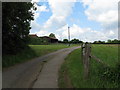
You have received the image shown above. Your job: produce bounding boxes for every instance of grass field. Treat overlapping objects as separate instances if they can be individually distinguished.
[3,44,79,68]
[91,44,118,67]
[30,44,78,56]
[59,44,119,88]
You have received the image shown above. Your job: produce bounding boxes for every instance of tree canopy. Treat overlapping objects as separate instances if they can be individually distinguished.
[2,2,35,55]
[93,39,120,44]
[63,39,68,43]
[49,33,56,38]
[70,38,83,44]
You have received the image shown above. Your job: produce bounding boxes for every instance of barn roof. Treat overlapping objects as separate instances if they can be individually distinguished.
[29,34,38,37]
[40,36,58,40]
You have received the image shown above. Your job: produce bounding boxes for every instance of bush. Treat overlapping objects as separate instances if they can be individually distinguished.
[98,64,120,87]
[29,37,49,45]
[2,46,37,67]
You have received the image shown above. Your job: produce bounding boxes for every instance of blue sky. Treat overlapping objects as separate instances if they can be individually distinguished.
[35,2,51,24]
[30,0,118,42]
[66,2,102,30]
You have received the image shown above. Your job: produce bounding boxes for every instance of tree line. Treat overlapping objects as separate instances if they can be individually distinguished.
[93,39,120,44]
[2,2,119,55]
[29,34,83,45]
[60,38,83,44]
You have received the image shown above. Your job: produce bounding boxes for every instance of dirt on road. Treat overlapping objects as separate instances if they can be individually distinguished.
[3,46,80,88]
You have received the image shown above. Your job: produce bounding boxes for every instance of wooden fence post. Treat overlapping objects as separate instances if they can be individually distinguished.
[82,43,91,79]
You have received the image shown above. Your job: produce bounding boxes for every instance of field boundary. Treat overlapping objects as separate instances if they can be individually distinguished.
[81,43,109,79]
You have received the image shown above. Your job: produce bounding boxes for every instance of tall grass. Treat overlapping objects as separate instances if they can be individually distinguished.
[29,44,74,56]
[3,47,37,67]
[59,44,119,88]
[91,44,118,67]
[3,44,76,68]
[58,48,85,88]
[91,44,119,88]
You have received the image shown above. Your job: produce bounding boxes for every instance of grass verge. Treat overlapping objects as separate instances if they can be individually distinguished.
[58,48,85,88]
[58,44,119,88]
[3,44,79,68]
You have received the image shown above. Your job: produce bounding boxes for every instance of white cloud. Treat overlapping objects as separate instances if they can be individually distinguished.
[37,30,50,36]
[30,21,41,34]
[31,0,40,3]
[30,0,118,42]
[34,0,76,39]
[82,0,119,29]
[42,0,76,31]
[35,4,49,12]
[56,24,118,42]
[30,2,49,33]
[33,3,49,20]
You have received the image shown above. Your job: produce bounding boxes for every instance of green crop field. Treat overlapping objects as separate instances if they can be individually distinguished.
[59,44,119,88]
[3,44,79,68]
[91,44,118,67]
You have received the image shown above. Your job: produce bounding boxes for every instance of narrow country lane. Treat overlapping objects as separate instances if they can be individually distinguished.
[3,46,80,88]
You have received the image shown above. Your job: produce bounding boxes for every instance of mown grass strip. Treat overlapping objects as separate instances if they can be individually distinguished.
[59,48,85,88]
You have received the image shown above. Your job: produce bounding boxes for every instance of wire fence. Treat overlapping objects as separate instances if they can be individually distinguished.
[81,43,109,79]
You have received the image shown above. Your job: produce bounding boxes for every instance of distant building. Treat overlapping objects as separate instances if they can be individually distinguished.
[40,36,58,43]
[29,34,38,38]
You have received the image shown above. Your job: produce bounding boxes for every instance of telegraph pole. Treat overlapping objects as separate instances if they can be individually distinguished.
[68,26,70,46]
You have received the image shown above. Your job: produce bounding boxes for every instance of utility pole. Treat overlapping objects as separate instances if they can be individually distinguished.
[68,26,70,46]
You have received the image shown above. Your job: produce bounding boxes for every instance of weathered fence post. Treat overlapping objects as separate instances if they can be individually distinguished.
[82,43,91,79]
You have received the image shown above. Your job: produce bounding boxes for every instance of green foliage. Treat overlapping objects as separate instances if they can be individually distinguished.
[2,2,35,55]
[90,45,119,88]
[107,40,112,43]
[29,36,49,45]
[91,44,118,67]
[98,65,120,86]
[70,38,83,44]
[59,44,119,88]
[30,44,70,56]
[59,48,86,88]
[93,41,105,44]
[90,59,119,88]
[93,39,120,44]
[3,44,71,68]
[3,46,37,67]
[62,38,83,44]
[63,39,68,43]
[49,33,56,38]
[107,39,120,44]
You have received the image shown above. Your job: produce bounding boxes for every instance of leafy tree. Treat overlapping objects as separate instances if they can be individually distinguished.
[63,39,68,43]
[70,38,80,44]
[2,2,36,55]
[79,40,83,43]
[107,39,112,43]
[49,33,56,38]
[93,40,105,44]
[70,38,83,44]
[93,39,120,44]
[106,39,120,44]
[112,39,120,44]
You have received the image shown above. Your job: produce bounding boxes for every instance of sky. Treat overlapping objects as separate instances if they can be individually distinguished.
[30,0,119,42]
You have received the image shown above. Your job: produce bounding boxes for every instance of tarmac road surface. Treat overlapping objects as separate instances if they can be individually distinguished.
[3,46,80,88]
